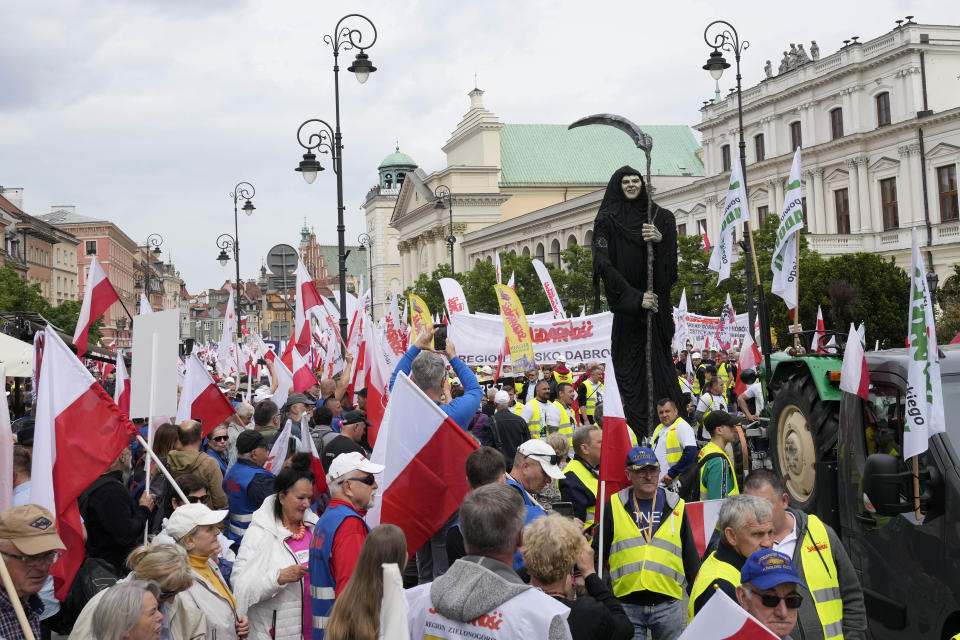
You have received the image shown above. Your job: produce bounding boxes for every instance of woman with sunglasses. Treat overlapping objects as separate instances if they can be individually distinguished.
[204,425,231,475]
[232,466,319,640]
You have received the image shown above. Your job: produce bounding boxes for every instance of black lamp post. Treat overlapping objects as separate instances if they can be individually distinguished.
[691,279,703,315]
[215,233,244,342]
[434,185,455,275]
[135,233,163,313]
[357,232,374,317]
[703,20,772,373]
[294,13,378,353]
[927,271,939,306]
[216,182,255,342]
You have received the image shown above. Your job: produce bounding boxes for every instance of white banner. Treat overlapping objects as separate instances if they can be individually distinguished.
[673,309,751,351]
[439,278,470,316]
[708,156,747,283]
[771,147,804,309]
[532,258,567,319]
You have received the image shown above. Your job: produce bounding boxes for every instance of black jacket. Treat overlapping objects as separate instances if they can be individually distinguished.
[480,409,530,463]
[691,536,746,616]
[558,455,599,522]
[81,470,151,575]
[556,573,633,640]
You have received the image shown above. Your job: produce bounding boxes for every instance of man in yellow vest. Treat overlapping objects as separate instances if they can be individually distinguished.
[744,470,866,640]
[694,375,727,438]
[689,494,774,620]
[577,365,604,425]
[735,549,805,640]
[548,382,577,443]
[552,357,574,386]
[593,446,700,640]
[699,412,740,500]
[520,380,553,439]
[650,398,698,487]
[504,383,524,415]
[559,425,601,527]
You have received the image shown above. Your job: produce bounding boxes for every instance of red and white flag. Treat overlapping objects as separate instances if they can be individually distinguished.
[735,334,762,397]
[367,372,477,557]
[264,416,328,496]
[74,256,120,357]
[114,355,131,415]
[839,322,869,400]
[139,293,153,315]
[31,326,135,600]
[679,588,778,639]
[811,305,825,353]
[598,358,632,505]
[295,260,325,353]
[701,232,712,253]
[175,353,236,437]
[494,252,502,285]
[363,319,393,446]
[684,499,724,558]
[292,345,318,394]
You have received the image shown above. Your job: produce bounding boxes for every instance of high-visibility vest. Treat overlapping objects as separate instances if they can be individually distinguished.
[511,400,524,416]
[687,550,742,621]
[582,379,603,419]
[562,458,598,527]
[554,370,574,385]
[526,400,550,439]
[698,441,740,500]
[608,488,686,600]
[678,376,693,396]
[799,515,845,640]
[650,418,687,466]
[692,365,705,395]
[718,363,732,389]
[551,401,574,443]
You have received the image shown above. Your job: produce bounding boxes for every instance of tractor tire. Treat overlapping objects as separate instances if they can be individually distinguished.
[768,373,839,513]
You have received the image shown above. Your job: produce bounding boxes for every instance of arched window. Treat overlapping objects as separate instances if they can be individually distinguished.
[535,243,545,262]
[486,255,492,263]
[584,230,593,247]
[397,172,406,186]
[550,239,561,268]
[522,246,531,257]
[384,173,393,189]
[566,234,578,249]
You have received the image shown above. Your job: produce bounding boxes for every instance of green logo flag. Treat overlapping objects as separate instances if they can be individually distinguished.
[771,147,804,309]
[708,155,747,284]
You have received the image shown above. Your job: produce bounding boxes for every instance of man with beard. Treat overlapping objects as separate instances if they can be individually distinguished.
[593,166,685,438]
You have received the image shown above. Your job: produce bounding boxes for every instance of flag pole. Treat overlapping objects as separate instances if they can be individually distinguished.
[597,480,606,580]
[135,434,188,503]
[793,231,801,348]
[0,553,36,640]
[912,456,921,519]
[145,334,160,544]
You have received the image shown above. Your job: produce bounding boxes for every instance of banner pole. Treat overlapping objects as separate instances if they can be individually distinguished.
[597,480,606,580]
[144,333,159,544]
[136,434,188,503]
[0,553,35,640]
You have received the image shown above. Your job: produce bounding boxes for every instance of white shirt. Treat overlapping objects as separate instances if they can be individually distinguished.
[652,418,697,472]
[740,381,765,412]
[773,511,798,558]
[521,399,552,426]
[696,392,728,438]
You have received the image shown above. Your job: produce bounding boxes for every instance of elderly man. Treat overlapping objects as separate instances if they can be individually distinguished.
[389,327,482,431]
[594,446,700,640]
[559,425,601,527]
[507,440,565,527]
[406,483,572,640]
[0,505,66,640]
[317,351,354,403]
[481,389,530,463]
[283,393,314,448]
[744,469,866,640]
[689,494,775,619]
[320,409,371,472]
[737,550,806,640]
[222,430,274,544]
[519,367,540,403]
[309,451,385,637]
[166,420,228,510]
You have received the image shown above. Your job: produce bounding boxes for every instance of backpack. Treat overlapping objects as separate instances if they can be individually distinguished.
[677,451,725,503]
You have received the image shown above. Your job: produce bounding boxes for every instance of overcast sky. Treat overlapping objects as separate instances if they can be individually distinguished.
[0,0,950,294]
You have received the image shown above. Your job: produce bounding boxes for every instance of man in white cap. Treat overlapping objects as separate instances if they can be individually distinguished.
[506,440,566,567]
[309,452,385,632]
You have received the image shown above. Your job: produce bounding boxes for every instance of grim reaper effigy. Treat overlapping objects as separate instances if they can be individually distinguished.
[570,116,686,438]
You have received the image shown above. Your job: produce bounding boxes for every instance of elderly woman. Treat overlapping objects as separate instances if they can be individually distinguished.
[232,466,318,639]
[70,543,202,639]
[92,579,164,640]
[168,503,249,638]
[523,514,632,640]
[204,424,230,474]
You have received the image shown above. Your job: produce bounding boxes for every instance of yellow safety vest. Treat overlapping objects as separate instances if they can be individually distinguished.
[687,550,741,621]
[552,400,575,443]
[608,489,686,600]
[582,379,603,419]
[650,418,686,466]
[698,441,740,500]
[526,400,550,439]
[511,401,524,416]
[799,515,844,640]
[553,370,574,385]
[692,365,704,395]
[718,363,732,389]
[561,458,598,527]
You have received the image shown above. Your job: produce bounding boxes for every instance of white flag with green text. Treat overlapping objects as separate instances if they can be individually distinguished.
[771,148,804,309]
[708,156,747,284]
[904,228,945,459]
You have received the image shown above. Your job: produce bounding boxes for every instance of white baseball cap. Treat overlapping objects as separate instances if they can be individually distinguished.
[253,387,273,403]
[691,352,702,359]
[166,503,228,540]
[517,439,565,480]
[328,451,385,481]
[494,389,510,405]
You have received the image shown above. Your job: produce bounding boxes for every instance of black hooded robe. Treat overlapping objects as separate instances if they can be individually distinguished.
[592,166,686,438]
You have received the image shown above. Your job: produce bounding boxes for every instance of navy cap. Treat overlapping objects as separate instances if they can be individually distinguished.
[741,549,805,590]
[626,446,659,469]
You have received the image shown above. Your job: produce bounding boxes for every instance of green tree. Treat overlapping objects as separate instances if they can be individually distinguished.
[403,264,453,318]
[0,263,102,342]
[935,265,960,344]
[551,244,596,315]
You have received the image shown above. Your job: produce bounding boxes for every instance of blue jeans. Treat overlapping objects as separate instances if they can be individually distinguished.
[621,599,685,640]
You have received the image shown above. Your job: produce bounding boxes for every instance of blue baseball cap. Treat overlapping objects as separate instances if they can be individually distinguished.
[626,446,659,469]
[741,550,805,590]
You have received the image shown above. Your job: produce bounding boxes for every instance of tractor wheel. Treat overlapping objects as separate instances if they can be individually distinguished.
[768,373,839,512]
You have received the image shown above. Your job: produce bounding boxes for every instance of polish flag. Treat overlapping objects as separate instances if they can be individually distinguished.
[114,355,131,415]
[30,326,135,600]
[839,322,869,400]
[811,305,825,353]
[598,358,632,505]
[292,345,317,394]
[363,319,393,446]
[295,260,325,353]
[367,372,477,557]
[175,353,236,437]
[271,356,294,409]
[679,589,778,639]
[74,256,120,357]
[264,416,328,496]
[735,334,762,396]
[495,252,502,284]
[685,499,724,558]
[507,271,515,290]
[139,293,153,315]
[701,233,712,253]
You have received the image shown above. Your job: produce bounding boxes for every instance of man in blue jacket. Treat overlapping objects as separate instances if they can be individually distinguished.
[389,327,482,432]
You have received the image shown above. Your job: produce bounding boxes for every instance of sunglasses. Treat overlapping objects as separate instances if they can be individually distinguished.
[525,452,562,466]
[211,436,229,443]
[186,494,210,504]
[747,588,803,609]
[345,474,376,486]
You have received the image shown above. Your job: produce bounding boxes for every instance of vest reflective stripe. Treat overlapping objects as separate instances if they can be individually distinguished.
[551,401,574,443]
[562,459,598,527]
[651,418,685,466]
[526,401,547,439]
[800,515,844,640]
[608,489,686,600]
[687,550,742,622]
[582,380,603,417]
[309,504,369,640]
[698,441,740,499]
[223,462,273,543]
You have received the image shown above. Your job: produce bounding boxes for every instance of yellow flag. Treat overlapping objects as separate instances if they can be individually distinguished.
[408,294,434,348]
[494,284,536,370]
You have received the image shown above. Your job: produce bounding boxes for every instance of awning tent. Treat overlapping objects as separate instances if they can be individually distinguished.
[0,331,33,377]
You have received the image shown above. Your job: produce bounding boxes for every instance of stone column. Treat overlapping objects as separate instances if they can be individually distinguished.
[766,179,778,217]
[857,158,877,233]
[848,86,862,134]
[897,145,914,227]
[813,168,826,233]
[774,178,785,216]
[804,171,817,233]
[847,159,863,233]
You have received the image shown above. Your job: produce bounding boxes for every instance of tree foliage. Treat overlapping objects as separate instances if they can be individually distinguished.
[0,263,101,341]
[936,264,960,344]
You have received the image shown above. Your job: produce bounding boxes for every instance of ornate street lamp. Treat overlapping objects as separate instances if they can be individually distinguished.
[434,185,455,275]
[357,232,375,317]
[691,279,703,315]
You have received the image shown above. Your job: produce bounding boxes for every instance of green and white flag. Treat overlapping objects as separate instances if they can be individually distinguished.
[771,147,805,309]
[708,155,747,283]
[904,228,945,459]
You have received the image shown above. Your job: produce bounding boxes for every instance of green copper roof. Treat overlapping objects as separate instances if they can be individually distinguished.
[378,149,417,169]
[317,245,368,286]
[499,124,703,187]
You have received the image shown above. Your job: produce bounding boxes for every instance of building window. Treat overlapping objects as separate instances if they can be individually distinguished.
[876,92,891,127]
[85,240,97,255]
[790,122,802,150]
[677,223,686,236]
[757,205,769,221]
[834,188,850,234]
[880,177,899,230]
[830,108,843,139]
[937,165,958,222]
[697,219,708,236]
[721,145,731,172]
[754,134,765,162]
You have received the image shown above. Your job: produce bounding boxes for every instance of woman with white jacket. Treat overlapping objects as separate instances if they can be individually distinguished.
[232,466,319,640]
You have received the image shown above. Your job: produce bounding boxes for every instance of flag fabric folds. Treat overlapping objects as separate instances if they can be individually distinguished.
[439,278,469,316]
[735,335,762,399]
[74,256,121,357]
[493,284,536,371]
[408,294,434,347]
[114,354,131,415]
[295,259,325,353]
[771,147,805,310]
[839,323,869,401]
[708,156,747,283]
[292,345,318,394]
[139,293,153,315]
[531,258,566,319]
[811,305,826,353]
[364,316,393,446]
[30,326,135,599]
[176,353,235,437]
[679,588,778,639]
